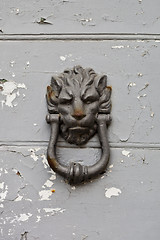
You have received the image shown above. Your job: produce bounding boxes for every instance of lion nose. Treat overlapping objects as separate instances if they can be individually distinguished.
[72,112,86,120]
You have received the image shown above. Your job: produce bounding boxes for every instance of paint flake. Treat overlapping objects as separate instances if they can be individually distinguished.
[43,208,65,215]
[128,82,136,87]
[111,45,124,49]
[0,189,8,202]
[0,81,27,108]
[36,216,41,223]
[122,150,131,157]
[60,56,66,61]
[10,61,15,67]
[28,149,39,161]
[109,164,113,169]
[105,187,122,198]
[10,213,32,223]
[43,180,54,188]
[5,93,17,107]
[41,154,49,169]
[49,173,56,181]
[15,195,23,201]
[0,182,4,190]
[39,190,52,201]
[19,213,32,222]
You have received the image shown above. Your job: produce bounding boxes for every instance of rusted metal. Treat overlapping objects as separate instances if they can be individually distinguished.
[46,66,112,184]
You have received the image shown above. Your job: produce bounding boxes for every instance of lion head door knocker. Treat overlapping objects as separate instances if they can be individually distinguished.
[46,66,112,184]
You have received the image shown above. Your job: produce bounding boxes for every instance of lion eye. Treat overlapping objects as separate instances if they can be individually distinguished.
[83,96,96,104]
[59,98,72,105]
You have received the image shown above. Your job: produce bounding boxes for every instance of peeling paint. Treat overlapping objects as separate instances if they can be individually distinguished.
[137,93,147,99]
[14,195,23,201]
[41,154,49,169]
[105,187,122,198]
[43,208,65,215]
[0,182,4,189]
[122,150,131,157]
[0,80,27,108]
[109,164,113,169]
[28,148,39,161]
[26,61,30,66]
[0,184,8,202]
[60,54,73,62]
[36,216,41,223]
[60,56,66,61]
[10,60,15,67]
[11,213,32,223]
[138,73,143,77]
[111,45,124,49]
[48,169,56,180]
[43,180,54,188]
[39,190,53,201]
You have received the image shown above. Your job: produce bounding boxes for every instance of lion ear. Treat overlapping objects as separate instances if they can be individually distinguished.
[95,75,107,96]
[51,76,62,97]
[99,86,112,114]
[46,85,58,113]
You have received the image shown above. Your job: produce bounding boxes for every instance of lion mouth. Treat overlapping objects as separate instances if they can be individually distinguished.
[69,127,90,135]
[60,125,96,145]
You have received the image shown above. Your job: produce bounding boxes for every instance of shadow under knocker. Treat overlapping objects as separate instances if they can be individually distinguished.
[46,66,112,185]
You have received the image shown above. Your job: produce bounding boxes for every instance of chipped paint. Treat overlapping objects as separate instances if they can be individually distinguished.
[28,148,39,161]
[18,213,32,222]
[0,184,8,202]
[49,173,56,181]
[25,198,32,202]
[43,180,54,188]
[111,45,124,49]
[10,60,15,67]
[48,169,56,180]
[14,195,23,201]
[26,61,30,66]
[0,182,4,189]
[137,93,147,99]
[109,164,113,169]
[138,73,143,77]
[122,150,131,157]
[60,56,66,61]
[60,54,73,62]
[11,213,32,223]
[41,154,49,169]
[39,190,52,201]
[43,208,65,215]
[105,187,122,198]
[36,216,41,223]
[0,80,27,108]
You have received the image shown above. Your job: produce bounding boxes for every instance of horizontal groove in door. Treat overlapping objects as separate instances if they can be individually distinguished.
[0,33,160,41]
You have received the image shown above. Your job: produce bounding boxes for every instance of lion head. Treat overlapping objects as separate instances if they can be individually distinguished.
[46,66,111,145]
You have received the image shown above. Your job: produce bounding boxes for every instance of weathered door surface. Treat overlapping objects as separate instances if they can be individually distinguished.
[0,1,160,239]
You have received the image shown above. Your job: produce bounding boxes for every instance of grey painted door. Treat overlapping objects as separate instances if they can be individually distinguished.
[0,1,160,239]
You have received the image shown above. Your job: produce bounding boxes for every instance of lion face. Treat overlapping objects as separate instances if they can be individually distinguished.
[47,66,111,145]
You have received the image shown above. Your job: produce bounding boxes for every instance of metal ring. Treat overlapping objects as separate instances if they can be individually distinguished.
[46,113,111,184]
